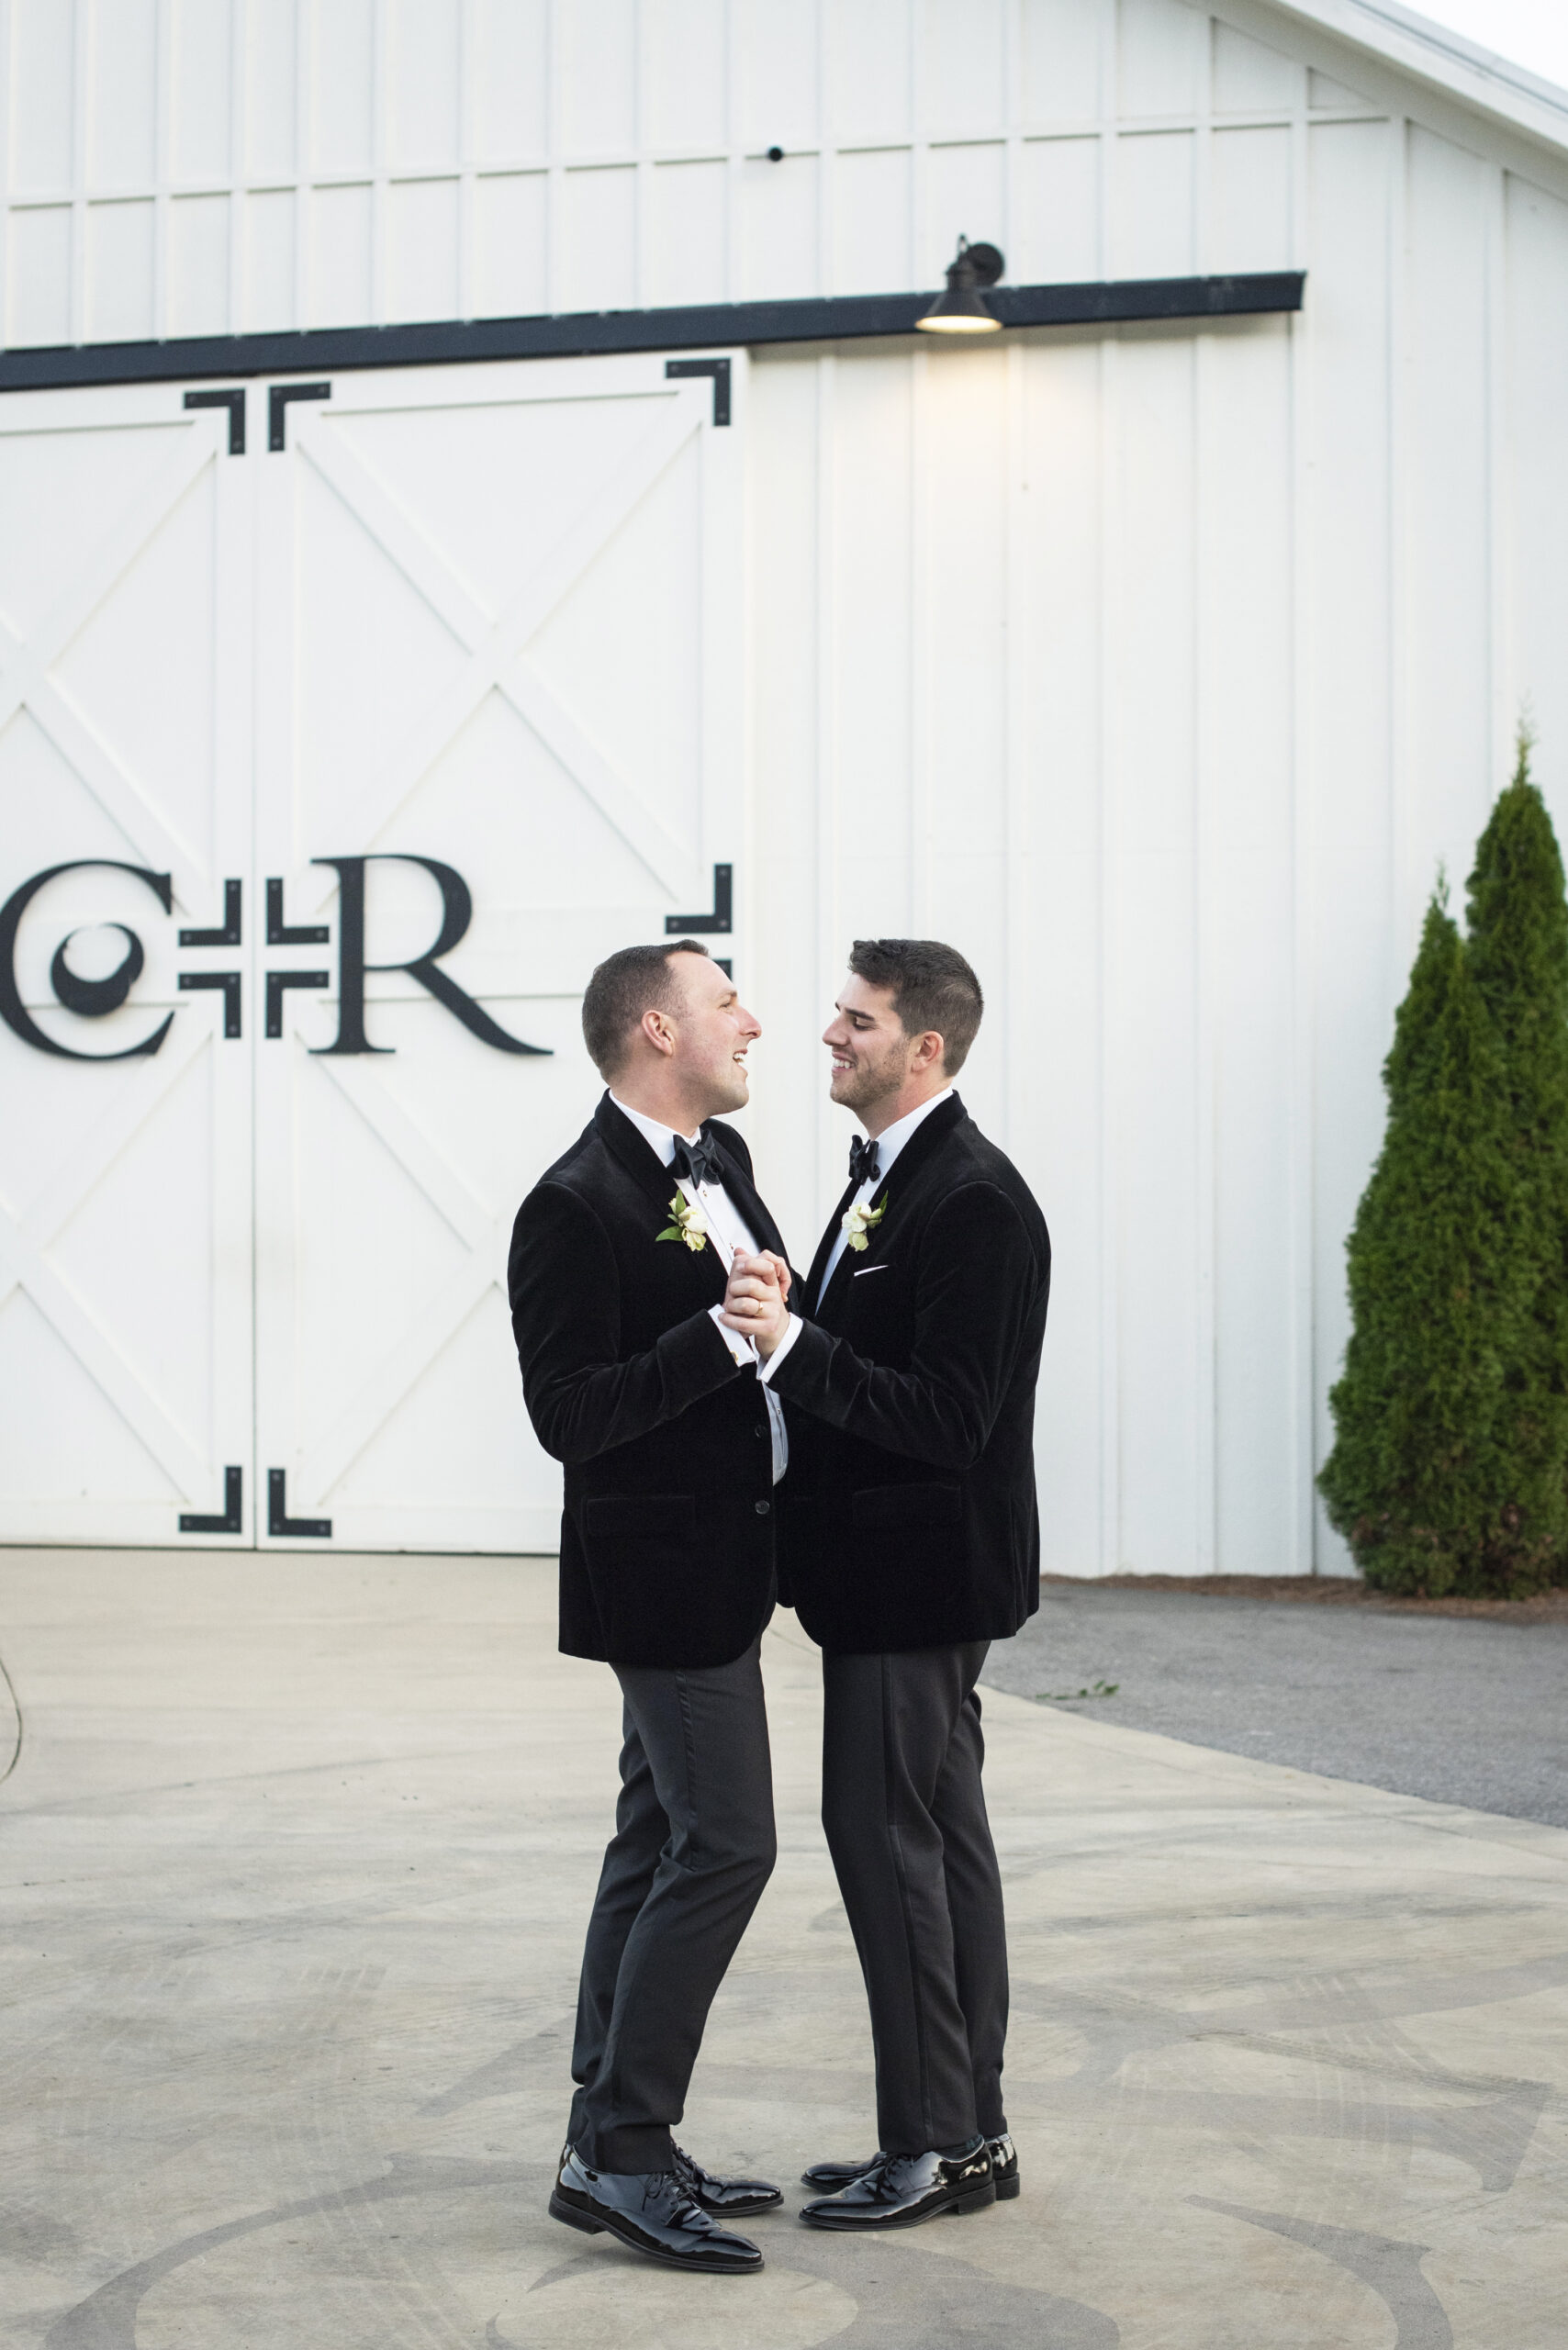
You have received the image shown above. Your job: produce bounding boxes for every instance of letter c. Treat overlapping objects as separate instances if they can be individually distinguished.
[0,861,174,1060]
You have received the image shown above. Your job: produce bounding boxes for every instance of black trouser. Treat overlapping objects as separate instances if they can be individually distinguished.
[821,1640,1008,2155]
[569,1635,776,2173]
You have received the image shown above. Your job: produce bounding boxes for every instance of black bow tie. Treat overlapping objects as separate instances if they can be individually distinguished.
[672,1132,719,1190]
[848,1136,881,1186]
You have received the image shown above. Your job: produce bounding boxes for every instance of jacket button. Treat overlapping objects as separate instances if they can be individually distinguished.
[754,1425,766,1439]
[755,1499,770,1516]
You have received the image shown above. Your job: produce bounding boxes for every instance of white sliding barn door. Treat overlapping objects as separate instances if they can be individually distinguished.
[252,354,745,1550]
[0,386,254,1543]
[0,353,743,1551]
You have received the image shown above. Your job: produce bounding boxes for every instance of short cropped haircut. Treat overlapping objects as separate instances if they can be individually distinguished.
[581,939,711,1080]
[847,937,984,1076]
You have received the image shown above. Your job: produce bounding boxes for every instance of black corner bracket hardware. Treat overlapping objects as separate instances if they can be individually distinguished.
[265,969,330,1037]
[666,863,733,935]
[178,970,241,1037]
[268,1468,331,1539]
[180,878,241,947]
[180,1464,242,1535]
[269,380,331,450]
[713,957,733,978]
[184,386,245,453]
[266,877,329,945]
[665,357,731,425]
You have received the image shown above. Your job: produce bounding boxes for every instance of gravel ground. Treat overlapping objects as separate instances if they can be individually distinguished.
[981,1578,1568,1829]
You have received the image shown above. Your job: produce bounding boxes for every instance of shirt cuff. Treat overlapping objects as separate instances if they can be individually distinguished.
[756,1312,803,1383]
[708,1302,756,1369]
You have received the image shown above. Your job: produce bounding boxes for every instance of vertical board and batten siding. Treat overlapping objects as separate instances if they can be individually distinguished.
[734,14,1568,1577]
[6,0,1568,1571]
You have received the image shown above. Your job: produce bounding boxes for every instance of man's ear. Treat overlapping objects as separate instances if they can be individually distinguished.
[641,1007,677,1058]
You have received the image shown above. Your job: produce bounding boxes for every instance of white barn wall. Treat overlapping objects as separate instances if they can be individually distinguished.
[4,1,1563,340]
[6,0,1568,1571]
[733,22,1568,1577]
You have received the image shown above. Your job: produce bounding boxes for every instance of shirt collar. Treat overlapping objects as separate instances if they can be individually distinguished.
[610,1093,702,1173]
[860,1087,954,1181]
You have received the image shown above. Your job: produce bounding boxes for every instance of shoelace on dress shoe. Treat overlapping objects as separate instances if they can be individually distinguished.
[672,2143,734,2214]
[642,2170,710,2224]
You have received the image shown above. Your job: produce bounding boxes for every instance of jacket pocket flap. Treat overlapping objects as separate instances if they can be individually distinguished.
[586,1494,696,1539]
[850,1482,963,1531]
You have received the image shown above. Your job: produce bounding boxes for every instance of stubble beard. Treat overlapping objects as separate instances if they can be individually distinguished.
[831,1041,907,1125]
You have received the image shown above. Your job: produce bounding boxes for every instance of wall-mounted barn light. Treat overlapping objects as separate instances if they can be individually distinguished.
[917,237,1004,333]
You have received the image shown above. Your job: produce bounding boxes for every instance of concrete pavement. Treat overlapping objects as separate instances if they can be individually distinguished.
[0,1550,1564,2347]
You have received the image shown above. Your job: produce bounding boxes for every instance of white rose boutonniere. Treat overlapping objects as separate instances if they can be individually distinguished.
[656,1191,709,1253]
[842,1195,888,1253]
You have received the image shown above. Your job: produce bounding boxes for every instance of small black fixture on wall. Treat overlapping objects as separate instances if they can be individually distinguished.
[918,237,1005,335]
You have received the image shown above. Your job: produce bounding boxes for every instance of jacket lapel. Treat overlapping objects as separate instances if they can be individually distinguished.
[807,1176,859,1309]
[709,1127,788,1262]
[873,1091,967,1193]
[814,1093,969,1316]
[593,1093,728,1301]
[594,1092,677,1213]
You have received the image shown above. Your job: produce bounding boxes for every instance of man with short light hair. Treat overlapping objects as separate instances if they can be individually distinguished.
[509,939,793,2274]
[722,937,1050,2231]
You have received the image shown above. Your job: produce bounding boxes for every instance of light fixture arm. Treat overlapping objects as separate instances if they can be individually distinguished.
[952,236,1004,290]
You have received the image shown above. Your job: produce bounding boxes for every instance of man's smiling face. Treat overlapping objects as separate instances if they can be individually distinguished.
[670,950,761,1116]
[823,975,914,1120]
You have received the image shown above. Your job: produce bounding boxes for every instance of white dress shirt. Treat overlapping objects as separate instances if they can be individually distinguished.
[757,1086,955,1386]
[610,1095,790,1481]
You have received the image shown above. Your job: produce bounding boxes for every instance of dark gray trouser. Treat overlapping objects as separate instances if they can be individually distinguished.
[568,1635,776,2174]
[821,1640,1008,2156]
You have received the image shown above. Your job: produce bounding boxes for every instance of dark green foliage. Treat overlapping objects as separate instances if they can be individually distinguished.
[1319,890,1565,1596]
[1464,733,1568,1589]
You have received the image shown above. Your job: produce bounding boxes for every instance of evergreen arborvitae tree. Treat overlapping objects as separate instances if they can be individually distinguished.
[1319,890,1559,1596]
[1464,729,1568,1588]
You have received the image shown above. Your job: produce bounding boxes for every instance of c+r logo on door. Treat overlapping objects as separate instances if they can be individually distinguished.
[0,855,552,1059]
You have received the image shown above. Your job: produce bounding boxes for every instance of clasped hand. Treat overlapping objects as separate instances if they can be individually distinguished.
[719,1249,791,1359]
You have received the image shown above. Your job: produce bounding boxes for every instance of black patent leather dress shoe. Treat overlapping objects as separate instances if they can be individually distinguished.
[549,2147,764,2272]
[798,2136,994,2230]
[802,2131,1019,2202]
[673,2140,783,2216]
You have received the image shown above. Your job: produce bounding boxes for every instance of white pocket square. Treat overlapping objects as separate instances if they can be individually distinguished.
[852,1263,891,1277]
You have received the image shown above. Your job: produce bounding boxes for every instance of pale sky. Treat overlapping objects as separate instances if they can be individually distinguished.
[1406,0,1568,92]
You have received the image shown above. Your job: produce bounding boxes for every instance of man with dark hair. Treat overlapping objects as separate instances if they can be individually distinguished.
[839,937,985,1074]
[508,939,795,2275]
[722,938,1049,2232]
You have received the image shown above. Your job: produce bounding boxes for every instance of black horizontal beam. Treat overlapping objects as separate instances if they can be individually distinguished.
[0,274,1304,395]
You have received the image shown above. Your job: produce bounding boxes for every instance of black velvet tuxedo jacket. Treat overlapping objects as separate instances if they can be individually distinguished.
[772,1093,1050,1656]
[508,1093,789,1670]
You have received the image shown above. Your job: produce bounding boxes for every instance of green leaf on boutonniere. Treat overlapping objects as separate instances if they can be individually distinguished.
[656,1190,709,1253]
